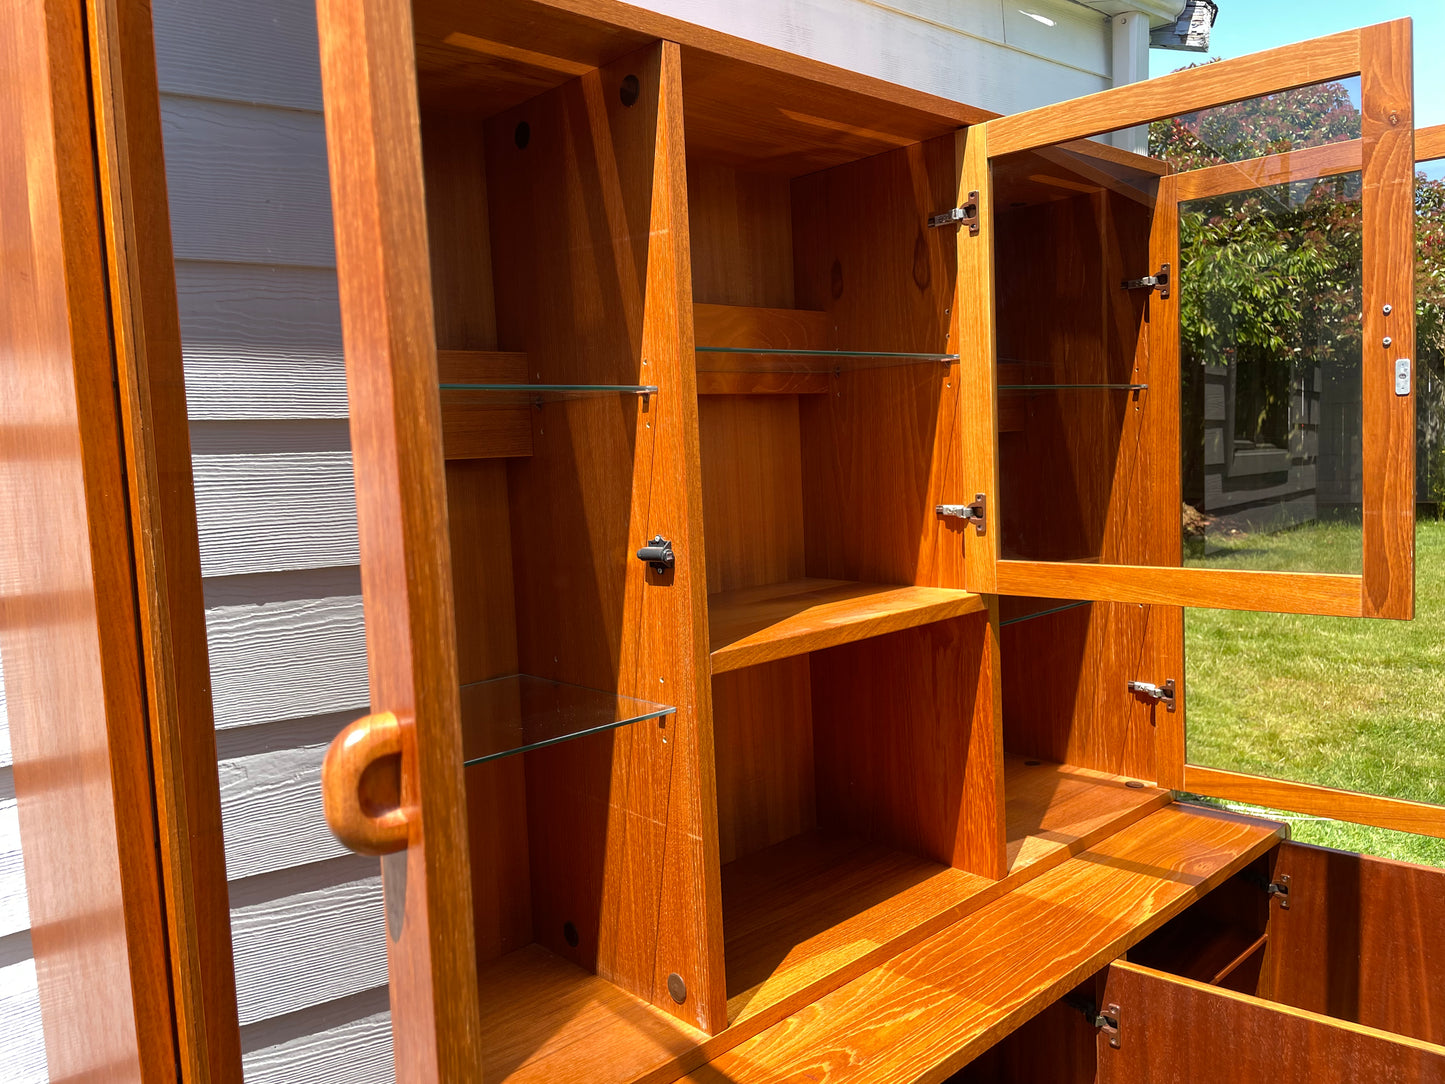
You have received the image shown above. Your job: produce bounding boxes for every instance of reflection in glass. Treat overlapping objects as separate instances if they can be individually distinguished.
[1179,173,1363,574]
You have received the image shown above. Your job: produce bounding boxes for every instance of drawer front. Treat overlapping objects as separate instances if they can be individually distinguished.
[1260,842,1445,1046]
[1097,961,1445,1083]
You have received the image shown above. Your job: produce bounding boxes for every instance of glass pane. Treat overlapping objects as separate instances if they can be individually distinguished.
[1154,76,1360,167]
[992,78,1369,572]
[1419,158,1445,519]
[460,674,676,765]
[440,383,657,404]
[1184,534,1445,813]
[1180,173,1363,573]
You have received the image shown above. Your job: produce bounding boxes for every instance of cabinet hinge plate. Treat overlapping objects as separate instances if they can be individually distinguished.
[929,191,979,234]
[936,494,986,534]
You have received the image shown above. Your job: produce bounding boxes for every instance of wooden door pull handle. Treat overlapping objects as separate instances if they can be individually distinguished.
[322,711,410,855]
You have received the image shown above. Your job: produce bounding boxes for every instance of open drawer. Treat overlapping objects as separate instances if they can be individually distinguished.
[956,839,1445,1082]
[1090,961,1445,1082]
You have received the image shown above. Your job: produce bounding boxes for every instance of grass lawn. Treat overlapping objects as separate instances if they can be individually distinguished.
[1183,518,1445,867]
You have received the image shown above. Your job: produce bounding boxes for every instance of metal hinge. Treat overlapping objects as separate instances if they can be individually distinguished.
[929,191,979,234]
[1068,997,1121,1048]
[1121,262,1170,299]
[1266,874,1291,909]
[936,494,986,534]
[1127,678,1176,712]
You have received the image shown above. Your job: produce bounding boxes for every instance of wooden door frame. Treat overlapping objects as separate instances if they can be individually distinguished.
[962,19,1417,620]
[313,0,485,1079]
[1,0,242,1079]
[1167,118,1445,832]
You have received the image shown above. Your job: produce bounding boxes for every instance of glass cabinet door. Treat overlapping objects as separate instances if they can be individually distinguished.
[959,19,1417,620]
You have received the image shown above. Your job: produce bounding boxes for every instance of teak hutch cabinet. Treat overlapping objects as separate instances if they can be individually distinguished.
[3,0,1445,1081]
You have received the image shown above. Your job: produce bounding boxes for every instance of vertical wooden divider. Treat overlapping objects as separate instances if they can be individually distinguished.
[485,41,727,1032]
[958,124,1000,596]
[315,0,484,1079]
[1359,19,1415,619]
[86,0,245,1075]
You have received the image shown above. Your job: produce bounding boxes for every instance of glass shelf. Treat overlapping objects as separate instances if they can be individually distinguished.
[440,383,657,404]
[696,346,957,375]
[459,674,676,765]
[998,383,1147,391]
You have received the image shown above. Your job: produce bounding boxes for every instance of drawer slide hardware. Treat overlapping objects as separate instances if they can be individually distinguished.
[1127,677,1176,712]
[929,192,979,234]
[1121,262,1170,299]
[936,494,987,535]
[1069,997,1122,1048]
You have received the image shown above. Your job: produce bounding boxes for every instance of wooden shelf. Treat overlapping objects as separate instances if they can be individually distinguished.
[708,578,985,674]
[687,805,1286,1082]
[476,945,705,1084]
[720,758,1169,1028]
[721,831,990,1022]
[465,765,1227,1084]
[1004,755,1169,874]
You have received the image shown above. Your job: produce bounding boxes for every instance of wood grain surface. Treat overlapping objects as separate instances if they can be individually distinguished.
[709,579,984,673]
[680,805,1283,1083]
[87,0,246,1074]
[1173,138,1363,202]
[1419,123,1445,163]
[1098,961,1445,1083]
[1261,841,1445,1047]
[0,0,175,1077]
[997,561,1365,615]
[485,41,728,1031]
[1359,20,1416,619]
[314,0,483,1077]
[986,26,1363,156]
[1184,766,1445,839]
[456,758,1189,1084]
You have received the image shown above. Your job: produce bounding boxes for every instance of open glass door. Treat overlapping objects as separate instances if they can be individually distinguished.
[959,19,1416,620]
[1175,124,1445,843]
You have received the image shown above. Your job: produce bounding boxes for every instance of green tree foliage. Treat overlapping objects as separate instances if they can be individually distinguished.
[1151,63,1445,505]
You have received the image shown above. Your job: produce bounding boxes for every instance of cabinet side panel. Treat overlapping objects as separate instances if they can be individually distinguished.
[485,41,726,1032]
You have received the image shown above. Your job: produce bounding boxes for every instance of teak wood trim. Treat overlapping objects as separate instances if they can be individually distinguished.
[1172,138,1363,202]
[995,561,1365,616]
[1358,20,1415,619]
[323,713,411,854]
[1183,766,1445,839]
[1419,123,1445,162]
[0,1,175,1078]
[985,25,1365,156]
[85,0,245,1076]
[314,0,484,1078]
[958,124,1000,594]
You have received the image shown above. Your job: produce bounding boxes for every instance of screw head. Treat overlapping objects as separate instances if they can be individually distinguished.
[667,973,687,1003]
[1383,336,1393,347]
[1383,304,1393,315]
